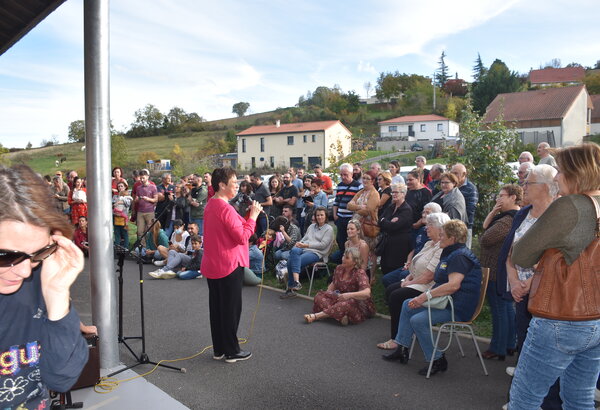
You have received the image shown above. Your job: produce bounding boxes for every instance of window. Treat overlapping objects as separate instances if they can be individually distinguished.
[287,136,294,145]
[312,134,316,142]
[260,137,264,152]
[420,124,426,132]
[303,135,307,143]
[389,125,397,132]
[270,156,274,168]
[437,123,443,132]
[242,139,246,153]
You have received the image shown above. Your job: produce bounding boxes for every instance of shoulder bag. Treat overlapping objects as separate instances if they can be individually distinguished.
[528,194,600,321]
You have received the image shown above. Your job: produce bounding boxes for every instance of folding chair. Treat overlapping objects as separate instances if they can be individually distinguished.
[410,267,490,379]
[304,261,330,297]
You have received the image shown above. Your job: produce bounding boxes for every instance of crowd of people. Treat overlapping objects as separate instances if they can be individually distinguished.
[31,140,599,408]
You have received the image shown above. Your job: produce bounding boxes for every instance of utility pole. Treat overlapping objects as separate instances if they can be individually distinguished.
[432,72,436,111]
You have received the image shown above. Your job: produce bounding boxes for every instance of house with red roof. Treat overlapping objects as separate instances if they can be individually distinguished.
[236,120,351,170]
[529,67,585,87]
[483,85,593,147]
[591,94,600,135]
[376,114,459,150]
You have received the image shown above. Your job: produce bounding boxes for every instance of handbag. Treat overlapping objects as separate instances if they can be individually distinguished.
[528,194,600,321]
[361,211,380,238]
[374,233,387,256]
[423,291,453,310]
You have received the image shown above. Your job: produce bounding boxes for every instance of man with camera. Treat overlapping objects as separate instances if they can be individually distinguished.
[156,173,176,238]
[189,174,208,235]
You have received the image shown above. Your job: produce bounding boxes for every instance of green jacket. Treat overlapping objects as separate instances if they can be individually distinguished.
[189,184,208,219]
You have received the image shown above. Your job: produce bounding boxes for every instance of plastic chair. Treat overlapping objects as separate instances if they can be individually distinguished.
[304,262,330,297]
[410,267,490,379]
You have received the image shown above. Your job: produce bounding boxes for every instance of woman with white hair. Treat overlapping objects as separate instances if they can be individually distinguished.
[377,212,449,350]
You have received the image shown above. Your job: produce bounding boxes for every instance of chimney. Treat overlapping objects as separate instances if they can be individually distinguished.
[276,120,280,128]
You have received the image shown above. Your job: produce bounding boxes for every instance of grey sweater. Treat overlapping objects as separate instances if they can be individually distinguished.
[513,194,600,266]
[301,223,335,262]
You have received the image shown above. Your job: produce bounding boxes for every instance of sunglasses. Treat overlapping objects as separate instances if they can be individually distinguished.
[0,243,58,268]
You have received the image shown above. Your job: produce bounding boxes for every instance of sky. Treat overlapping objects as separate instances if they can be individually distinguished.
[1,0,599,149]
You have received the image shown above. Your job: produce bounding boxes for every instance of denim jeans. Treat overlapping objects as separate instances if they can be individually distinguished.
[381,268,409,288]
[114,225,129,249]
[163,220,174,240]
[190,218,204,236]
[178,270,201,279]
[394,298,452,361]
[165,250,191,271]
[509,317,600,410]
[287,247,320,287]
[274,249,290,261]
[486,279,516,355]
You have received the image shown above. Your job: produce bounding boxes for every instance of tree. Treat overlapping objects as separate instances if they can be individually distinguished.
[165,106,188,129]
[541,58,561,69]
[111,133,128,167]
[445,103,519,234]
[435,51,449,87]
[25,141,32,150]
[584,71,600,94]
[364,81,372,98]
[130,104,164,137]
[232,102,250,117]
[472,53,486,83]
[68,120,86,142]
[472,59,522,115]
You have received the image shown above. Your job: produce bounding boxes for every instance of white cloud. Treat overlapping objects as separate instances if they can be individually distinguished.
[357,60,377,74]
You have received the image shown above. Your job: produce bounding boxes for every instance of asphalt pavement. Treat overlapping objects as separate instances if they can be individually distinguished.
[70,257,515,409]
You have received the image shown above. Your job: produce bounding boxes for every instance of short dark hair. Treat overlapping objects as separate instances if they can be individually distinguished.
[408,168,423,183]
[249,234,258,245]
[190,235,202,243]
[311,178,323,187]
[249,171,261,179]
[212,167,237,192]
[282,204,294,212]
[173,219,184,228]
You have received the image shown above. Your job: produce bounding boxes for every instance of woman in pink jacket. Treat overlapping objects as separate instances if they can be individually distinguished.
[201,168,262,363]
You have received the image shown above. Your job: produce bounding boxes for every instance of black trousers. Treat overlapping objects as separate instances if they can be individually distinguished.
[206,266,244,356]
[385,283,421,339]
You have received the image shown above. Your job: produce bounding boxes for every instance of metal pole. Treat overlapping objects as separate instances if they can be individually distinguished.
[84,0,119,368]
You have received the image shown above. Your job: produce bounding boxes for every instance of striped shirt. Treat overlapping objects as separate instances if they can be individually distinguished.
[333,180,362,219]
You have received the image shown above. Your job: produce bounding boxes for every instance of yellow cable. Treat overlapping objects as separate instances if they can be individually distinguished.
[94,213,269,393]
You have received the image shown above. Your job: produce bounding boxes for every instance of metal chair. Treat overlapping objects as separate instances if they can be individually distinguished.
[304,262,330,297]
[410,267,490,379]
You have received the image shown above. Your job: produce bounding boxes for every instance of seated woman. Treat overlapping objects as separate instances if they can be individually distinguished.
[304,247,375,325]
[273,216,301,261]
[382,220,482,377]
[280,207,334,299]
[248,234,264,277]
[137,220,169,262]
[411,202,442,256]
[73,215,89,256]
[154,219,189,264]
[343,219,369,272]
[377,212,449,350]
[150,235,203,280]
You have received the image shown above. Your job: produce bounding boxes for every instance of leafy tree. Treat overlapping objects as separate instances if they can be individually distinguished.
[165,107,188,128]
[565,62,583,68]
[232,102,250,117]
[594,60,600,70]
[472,59,521,115]
[25,141,32,150]
[540,58,561,69]
[68,120,86,142]
[111,133,128,167]
[375,72,403,100]
[0,143,8,154]
[129,104,165,137]
[435,51,449,86]
[445,103,519,234]
[584,71,600,94]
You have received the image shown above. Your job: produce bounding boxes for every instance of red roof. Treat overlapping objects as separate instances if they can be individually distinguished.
[591,95,600,122]
[529,67,585,85]
[378,114,451,124]
[483,85,587,123]
[236,120,350,136]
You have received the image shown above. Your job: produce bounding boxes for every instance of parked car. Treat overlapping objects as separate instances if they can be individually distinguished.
[410,143,423,151]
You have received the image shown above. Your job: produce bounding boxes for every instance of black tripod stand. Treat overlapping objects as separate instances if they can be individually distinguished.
[109,199,185,377]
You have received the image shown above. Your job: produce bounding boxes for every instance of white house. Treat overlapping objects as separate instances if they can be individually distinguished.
[236,120,352,170]
[376,114,459,151]
[483,85,593,147]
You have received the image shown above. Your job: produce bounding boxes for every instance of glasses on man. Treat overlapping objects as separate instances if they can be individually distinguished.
[0,243,58,268]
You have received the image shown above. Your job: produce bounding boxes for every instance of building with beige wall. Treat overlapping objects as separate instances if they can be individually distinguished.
[483,85,593,147]
[236,120,352,170]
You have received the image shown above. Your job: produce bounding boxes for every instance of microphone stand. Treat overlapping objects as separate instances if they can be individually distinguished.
[109,197,185,377]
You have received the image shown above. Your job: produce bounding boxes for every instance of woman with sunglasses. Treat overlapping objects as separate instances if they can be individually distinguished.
[0,165,88,409]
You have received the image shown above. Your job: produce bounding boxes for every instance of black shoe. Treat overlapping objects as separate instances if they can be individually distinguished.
[280,289,297,299]
[418,354,448,376]
[382,346,409,364]
[225,351,252,363]
[506,348,517,356]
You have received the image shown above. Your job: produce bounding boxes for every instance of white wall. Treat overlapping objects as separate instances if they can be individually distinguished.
[561,89,589,146]
[379,120,458,140]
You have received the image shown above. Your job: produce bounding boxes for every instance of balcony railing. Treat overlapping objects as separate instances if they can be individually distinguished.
[379,131,415,138]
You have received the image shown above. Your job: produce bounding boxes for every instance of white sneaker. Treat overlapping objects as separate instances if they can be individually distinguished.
[148,269,163,279]
[160,270,176,279]
[506,366,515,377]
[501,403,508,410]
[153,260,166,267]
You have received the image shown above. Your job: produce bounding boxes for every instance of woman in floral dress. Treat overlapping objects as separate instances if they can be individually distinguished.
[304,247,375,325]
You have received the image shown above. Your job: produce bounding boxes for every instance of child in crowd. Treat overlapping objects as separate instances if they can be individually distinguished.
[73,215,89,256]
[258,229,275,253]
[113,181,133,249]
[177,235,203,279]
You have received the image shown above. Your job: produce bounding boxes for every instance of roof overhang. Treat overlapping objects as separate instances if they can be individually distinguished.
[0,0,66,56]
